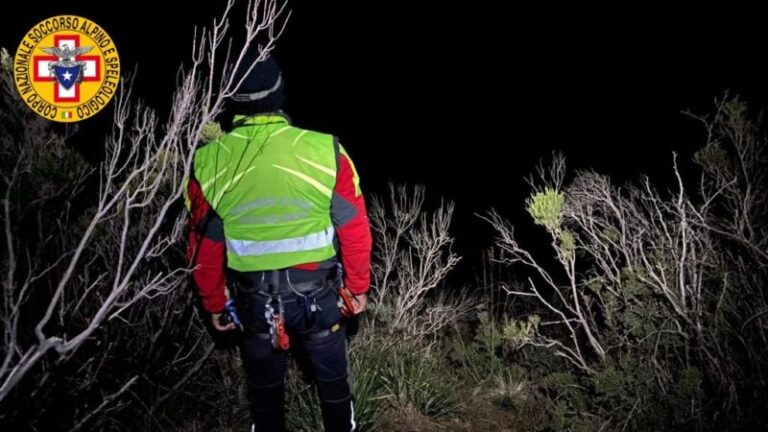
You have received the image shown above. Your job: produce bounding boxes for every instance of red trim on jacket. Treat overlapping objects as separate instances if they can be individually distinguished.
[333,154,372,294]
[186,177,227,313]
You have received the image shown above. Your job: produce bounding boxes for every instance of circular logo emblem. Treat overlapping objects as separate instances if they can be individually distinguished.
[13,15,120,123]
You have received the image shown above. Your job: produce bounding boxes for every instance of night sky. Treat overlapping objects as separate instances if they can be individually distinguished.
[2,2,767,265]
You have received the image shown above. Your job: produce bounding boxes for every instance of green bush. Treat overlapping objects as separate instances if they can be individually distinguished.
[378,346,462,419]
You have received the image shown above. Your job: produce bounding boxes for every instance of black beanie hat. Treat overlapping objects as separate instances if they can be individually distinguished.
[229,52,285,115]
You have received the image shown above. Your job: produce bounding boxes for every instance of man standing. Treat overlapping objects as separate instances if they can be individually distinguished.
[186,51,372,432]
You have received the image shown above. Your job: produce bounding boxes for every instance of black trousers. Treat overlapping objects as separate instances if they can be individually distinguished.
[234,270,356,432]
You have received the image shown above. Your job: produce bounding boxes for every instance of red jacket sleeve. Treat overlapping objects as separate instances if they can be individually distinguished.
[331,149,372,294]
[186,175,227,313]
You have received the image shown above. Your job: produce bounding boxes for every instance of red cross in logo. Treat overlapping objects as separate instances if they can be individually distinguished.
[33,34,101,103]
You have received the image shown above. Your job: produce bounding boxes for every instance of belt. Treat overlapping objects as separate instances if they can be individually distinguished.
[229,268,340,296]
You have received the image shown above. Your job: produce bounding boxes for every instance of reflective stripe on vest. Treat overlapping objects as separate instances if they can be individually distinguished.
[226,227,335,256]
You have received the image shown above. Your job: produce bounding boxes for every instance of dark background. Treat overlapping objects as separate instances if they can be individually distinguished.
[1,2,766,269]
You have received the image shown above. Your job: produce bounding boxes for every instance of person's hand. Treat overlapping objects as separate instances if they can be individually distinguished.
[211,285,237,331]
[352,293,367,315]
[211,312,236,332]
